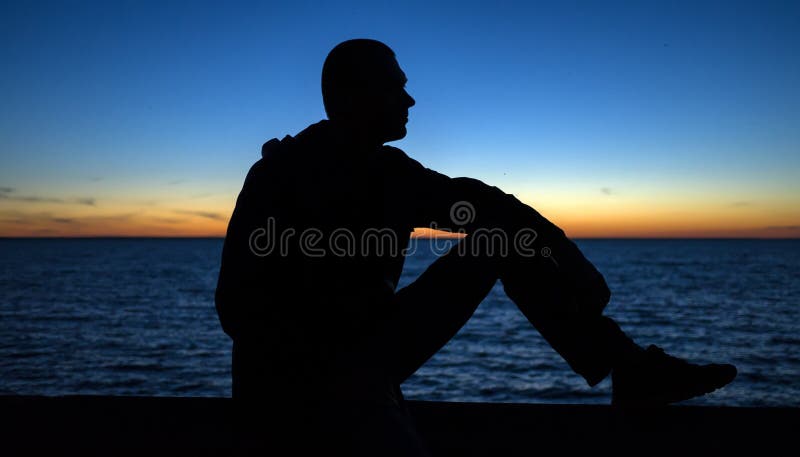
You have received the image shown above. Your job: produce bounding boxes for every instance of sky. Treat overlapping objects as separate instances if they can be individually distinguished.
[1,0,798,238]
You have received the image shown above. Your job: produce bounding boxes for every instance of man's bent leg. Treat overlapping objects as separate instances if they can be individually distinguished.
[493,200,736,399]
[473,192,641,385]
[505,297,639,386]
[384,237,501,384]
[383,233,637,388]
[500,232,641,386]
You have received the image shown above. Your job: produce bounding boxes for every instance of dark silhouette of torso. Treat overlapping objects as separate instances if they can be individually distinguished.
[217,120,464,402]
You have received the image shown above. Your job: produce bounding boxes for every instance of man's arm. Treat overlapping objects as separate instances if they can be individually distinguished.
[384,145,611,316]
[383,145,563,239]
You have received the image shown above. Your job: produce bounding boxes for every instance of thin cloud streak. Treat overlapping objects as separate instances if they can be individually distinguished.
[75,198,96,206]
[0,210,137,226]
[189,192,215,199]
[153,217,187,224]
[0,188,96,206]
[1,195,62,203]
[173,209,225,221]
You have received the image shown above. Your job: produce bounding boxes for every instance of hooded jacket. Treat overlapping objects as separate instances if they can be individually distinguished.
[214,120,608,390]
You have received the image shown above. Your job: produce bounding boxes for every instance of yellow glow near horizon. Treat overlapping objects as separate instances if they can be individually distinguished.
[1,193,798,238]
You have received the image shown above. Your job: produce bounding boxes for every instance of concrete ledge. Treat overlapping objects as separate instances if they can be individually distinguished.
[1,395,796,455]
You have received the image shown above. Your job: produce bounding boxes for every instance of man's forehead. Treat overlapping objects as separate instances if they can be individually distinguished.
[387,58,407,81]
[364,56,406,85]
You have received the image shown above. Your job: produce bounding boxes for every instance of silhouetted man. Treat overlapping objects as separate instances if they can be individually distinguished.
[216,39,736,455]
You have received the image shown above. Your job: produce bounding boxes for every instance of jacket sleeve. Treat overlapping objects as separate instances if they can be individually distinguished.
[385,146,611,316]
[384,145,563,238]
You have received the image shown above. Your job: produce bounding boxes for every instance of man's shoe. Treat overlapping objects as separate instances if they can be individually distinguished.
[611,345,737,406]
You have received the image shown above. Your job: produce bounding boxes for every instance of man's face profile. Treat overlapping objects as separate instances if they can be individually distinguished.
[366,56,415,143]
[347,55,416,144]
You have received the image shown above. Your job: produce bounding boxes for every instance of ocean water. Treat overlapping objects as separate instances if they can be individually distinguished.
[0,238,798,406]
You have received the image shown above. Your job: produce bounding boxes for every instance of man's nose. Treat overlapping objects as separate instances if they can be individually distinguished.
[404,90,415,108]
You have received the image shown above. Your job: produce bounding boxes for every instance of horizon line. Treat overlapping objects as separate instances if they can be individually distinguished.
[1,236,799,241]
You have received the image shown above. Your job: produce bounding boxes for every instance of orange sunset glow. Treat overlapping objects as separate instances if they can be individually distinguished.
[2,191,797,238]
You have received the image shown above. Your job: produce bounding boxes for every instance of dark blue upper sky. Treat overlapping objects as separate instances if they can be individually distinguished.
[1,0,798,237]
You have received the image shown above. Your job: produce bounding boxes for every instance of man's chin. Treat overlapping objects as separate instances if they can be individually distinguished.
[384,126,407,143]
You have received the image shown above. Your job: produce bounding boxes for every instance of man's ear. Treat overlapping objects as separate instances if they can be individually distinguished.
[336,91,368,121]
[338,93,355,117]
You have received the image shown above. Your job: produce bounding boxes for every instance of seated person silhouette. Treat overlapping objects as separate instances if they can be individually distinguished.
[215,39,737,455]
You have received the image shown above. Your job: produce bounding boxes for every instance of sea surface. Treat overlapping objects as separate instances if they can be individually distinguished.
[1,238,798,406]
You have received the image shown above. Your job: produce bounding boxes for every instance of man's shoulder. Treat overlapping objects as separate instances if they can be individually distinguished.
[380,144,423,170]
[236,138,296,201]
[381,144,408,159]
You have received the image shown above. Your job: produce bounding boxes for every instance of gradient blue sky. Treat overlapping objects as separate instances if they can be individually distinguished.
[1,0,798,237]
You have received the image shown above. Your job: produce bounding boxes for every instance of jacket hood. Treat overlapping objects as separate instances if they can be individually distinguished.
[261,135,294,159]
[260,120,334,160]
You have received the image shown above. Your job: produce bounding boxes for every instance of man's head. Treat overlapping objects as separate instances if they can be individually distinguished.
[322,39,415,144]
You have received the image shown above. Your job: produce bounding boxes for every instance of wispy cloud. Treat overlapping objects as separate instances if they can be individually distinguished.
[0,210,136,226]
[764,225,800,231]
[153,217,187,224]
[189,192,214,199]
[168,179,185,186]
[0,211,75,225]
[173,209,225,221]
[0,188,96,206]
[75,198,96,206]
[600,187,613,195]
[89,212,138,222]
[4,195,63,203]
[730,201,752,207]
[31,228,58,235]
[0,210,142,236]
